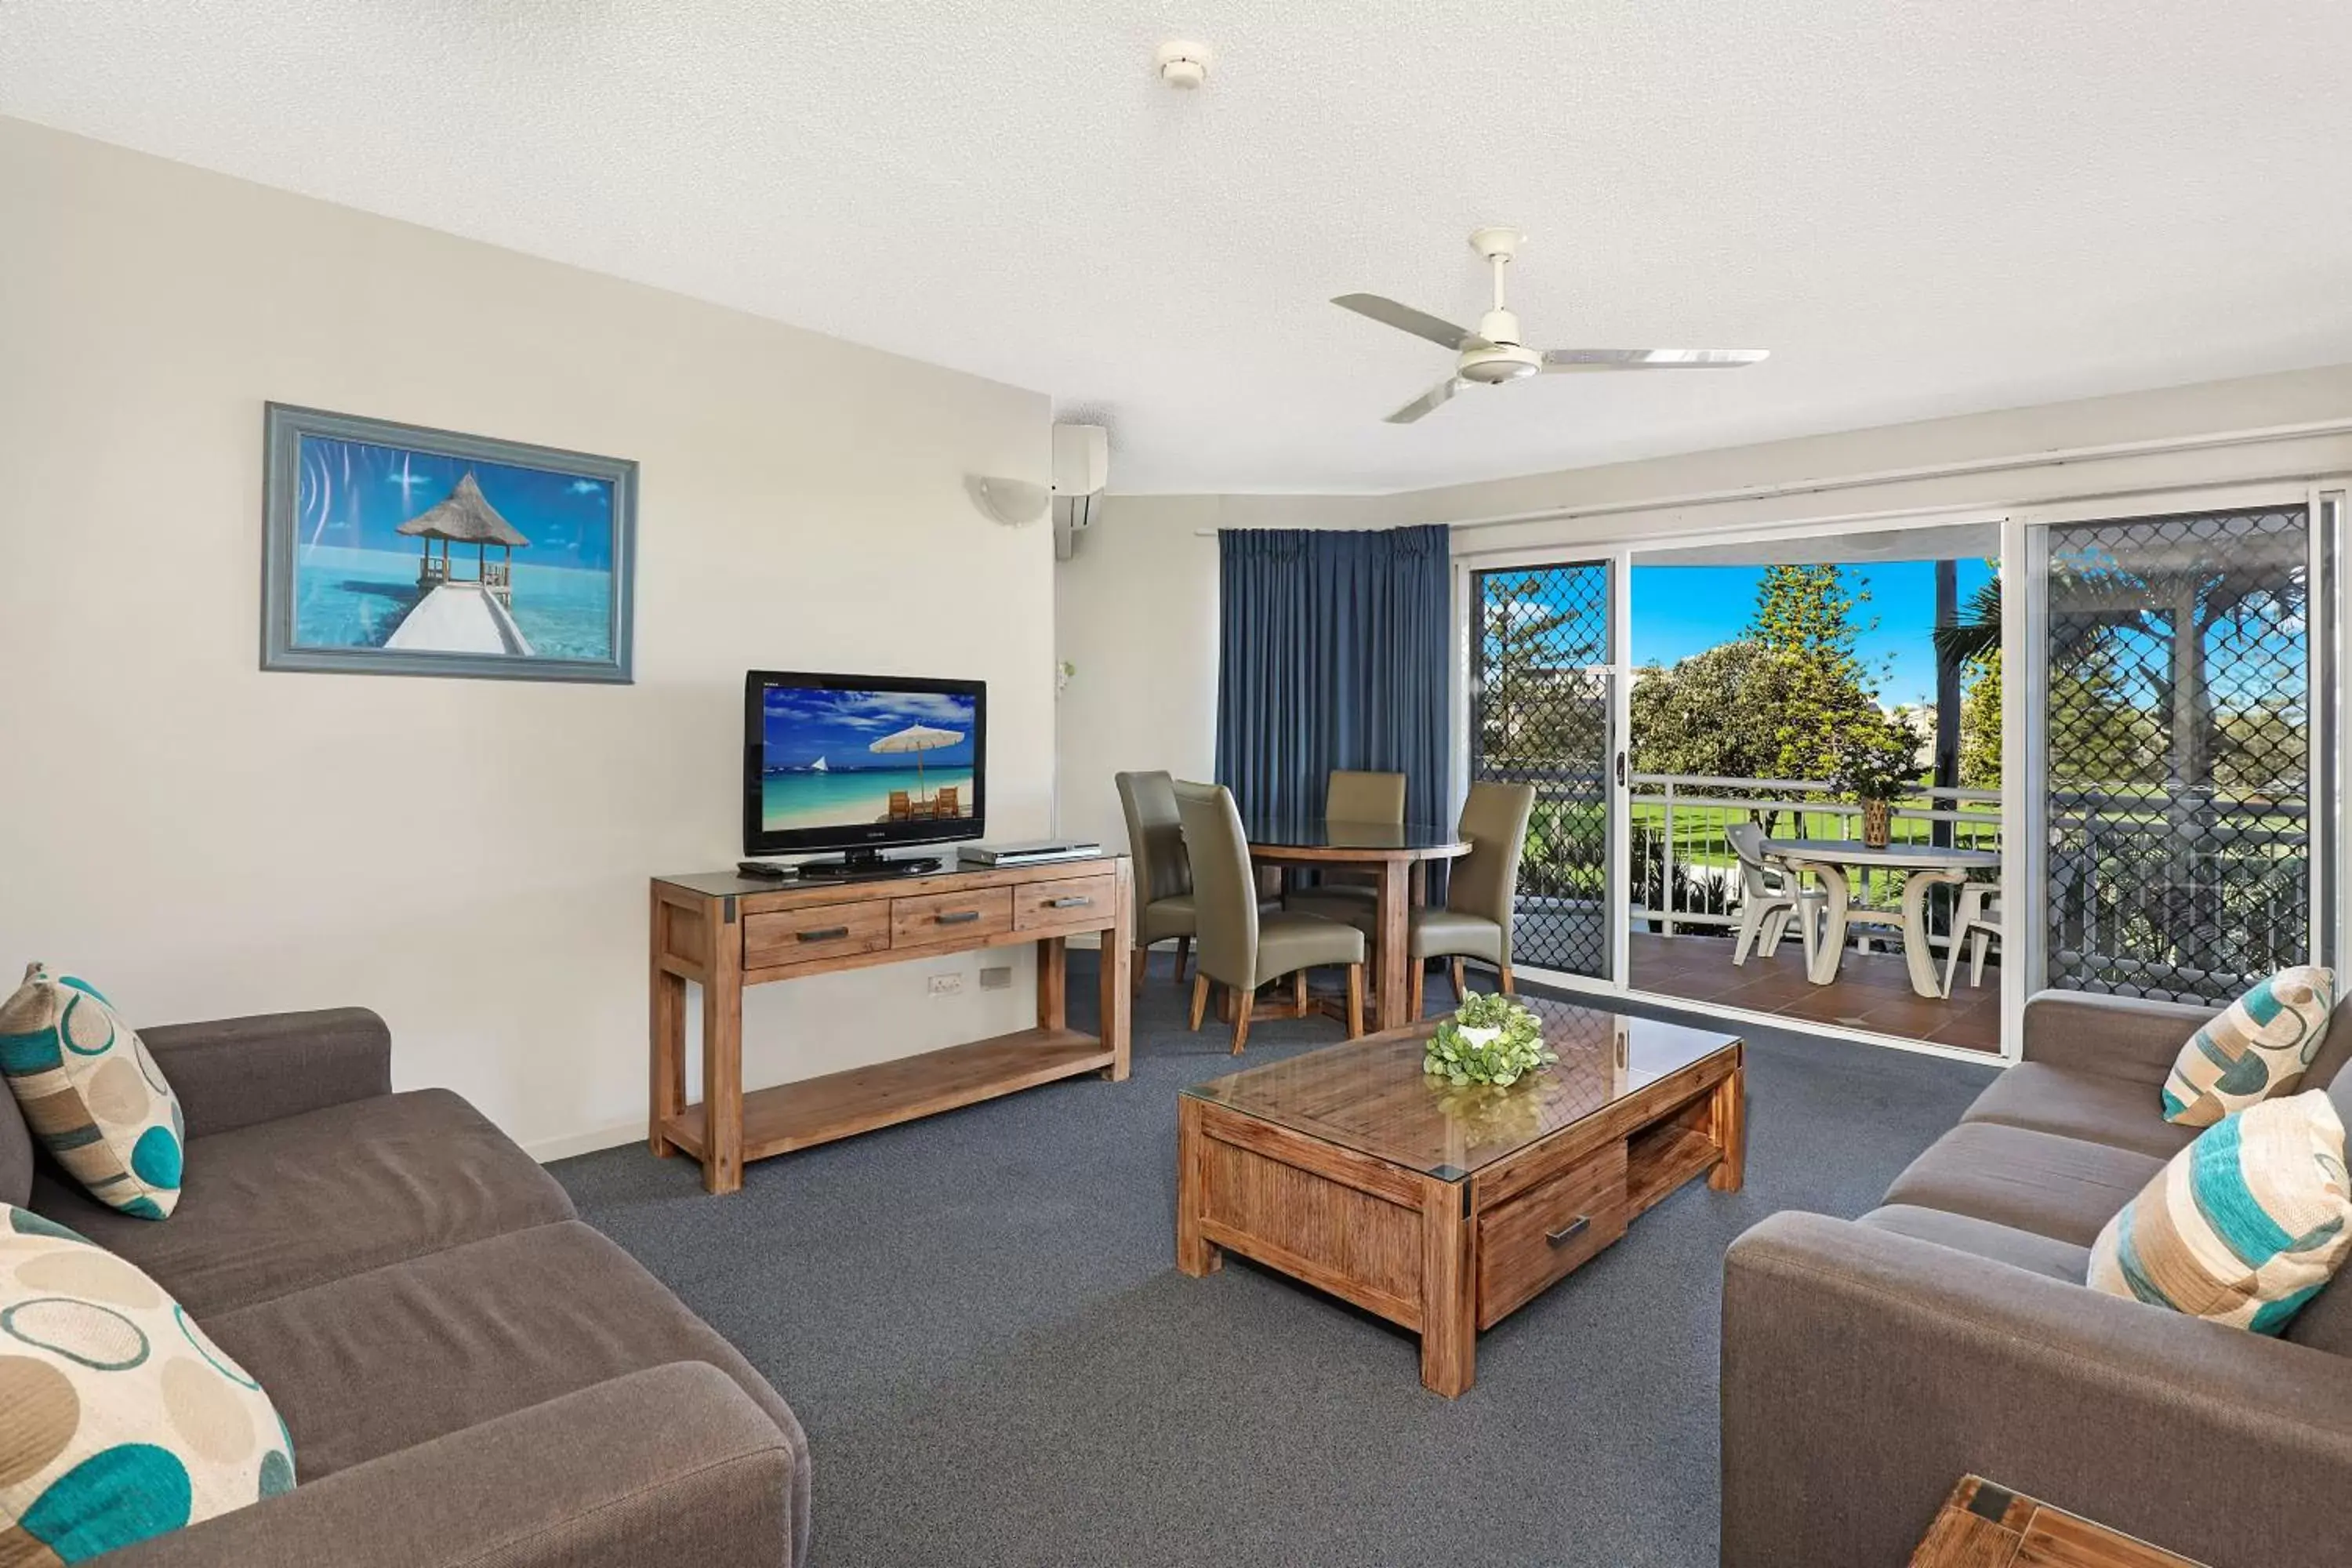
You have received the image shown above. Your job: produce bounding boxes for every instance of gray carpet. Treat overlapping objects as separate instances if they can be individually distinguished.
[555,955,1997,1567]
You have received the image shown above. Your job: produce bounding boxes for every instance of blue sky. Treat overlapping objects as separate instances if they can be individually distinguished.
[296,434,615,572]
[1632,559,1995,706]
[760,686,977,770]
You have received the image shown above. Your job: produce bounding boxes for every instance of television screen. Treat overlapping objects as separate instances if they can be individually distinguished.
[743,672,985,856]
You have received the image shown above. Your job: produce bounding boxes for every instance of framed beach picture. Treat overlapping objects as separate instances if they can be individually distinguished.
[260,405,637,682]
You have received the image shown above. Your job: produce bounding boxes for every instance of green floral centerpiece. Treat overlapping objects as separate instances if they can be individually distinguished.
[1424,992,1555,1088]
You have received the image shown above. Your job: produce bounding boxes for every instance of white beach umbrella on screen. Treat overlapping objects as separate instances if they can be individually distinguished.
[869,724,963,804]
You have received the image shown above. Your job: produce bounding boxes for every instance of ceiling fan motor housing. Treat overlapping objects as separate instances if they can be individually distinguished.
[1459,310,1540,382]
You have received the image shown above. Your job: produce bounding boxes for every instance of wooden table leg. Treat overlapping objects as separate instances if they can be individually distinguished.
[1100,859,1132,1081]
[649,891,686,1156]
[1037,936,1068,1030]
[1708,1054,1746,1192]
[700,902,744,1196]
[1418,1171,1475,1397]
[1900,866,1969,998]
[1175,1097,1220,1276]
[1376,858,1411,1030]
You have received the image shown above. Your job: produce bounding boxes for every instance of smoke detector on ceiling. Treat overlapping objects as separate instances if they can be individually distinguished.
[1154,40,1212,89]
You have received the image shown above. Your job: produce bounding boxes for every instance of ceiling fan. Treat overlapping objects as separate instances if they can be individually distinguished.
[1333,227,1769,424]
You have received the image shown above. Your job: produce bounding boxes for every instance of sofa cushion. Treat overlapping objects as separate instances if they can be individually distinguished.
[0,966,186,1219]
[1881,1123,2166,1247]
[2089,1089,2352,1334]
[1857,1203,2092,1283]
[1962,1063,2200,1160]
[27,1089,573,1317]
[2162,965,2336,1127]
[0,1202,293,1560]
[0,1067,30,1210]
[201,1219,811,1555]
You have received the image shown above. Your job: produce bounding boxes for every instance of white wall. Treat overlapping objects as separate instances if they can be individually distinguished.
[0,119,1058,1159]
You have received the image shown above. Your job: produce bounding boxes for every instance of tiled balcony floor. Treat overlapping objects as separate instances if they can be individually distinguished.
[1627,930,2003,1053]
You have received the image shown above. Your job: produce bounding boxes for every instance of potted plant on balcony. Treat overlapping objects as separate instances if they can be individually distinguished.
[1830,712,1926,849]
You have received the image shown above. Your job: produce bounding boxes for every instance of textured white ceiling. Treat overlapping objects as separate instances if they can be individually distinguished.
[6,2,2351,494]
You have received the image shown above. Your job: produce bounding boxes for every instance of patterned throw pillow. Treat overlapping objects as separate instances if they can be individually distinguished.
[2161,965,2336,1127]
[2089,1090,2352,1334]
[0,1204,292,1561]
[0,967,185,1219]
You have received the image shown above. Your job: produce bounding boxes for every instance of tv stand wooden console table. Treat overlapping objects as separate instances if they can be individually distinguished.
[649,858,1133,1194]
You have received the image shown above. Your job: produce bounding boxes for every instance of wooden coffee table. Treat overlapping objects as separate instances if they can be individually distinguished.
[1175,995,1743,1396]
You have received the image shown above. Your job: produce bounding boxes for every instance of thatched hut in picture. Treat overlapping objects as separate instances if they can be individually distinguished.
[397,471,529,608]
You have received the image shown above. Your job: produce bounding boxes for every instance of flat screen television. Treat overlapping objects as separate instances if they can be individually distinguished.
[742,670,986,871]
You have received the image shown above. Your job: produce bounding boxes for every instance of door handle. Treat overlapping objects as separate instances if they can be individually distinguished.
[1613,752,1627,787]
[796,927,850,942]
[935,909,982,925]
[1046,895,1093,909]
[1546,1216,1592,1247]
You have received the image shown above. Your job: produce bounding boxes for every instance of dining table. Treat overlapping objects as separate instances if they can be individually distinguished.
[1241,815,1471,1031]
[1762,838,2003,998]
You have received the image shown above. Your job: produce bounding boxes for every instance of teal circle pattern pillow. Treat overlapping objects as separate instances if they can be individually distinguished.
[0,966,186,1220]
[0,1204,292,1561]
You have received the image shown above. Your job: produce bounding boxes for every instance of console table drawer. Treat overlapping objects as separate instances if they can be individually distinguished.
[1476,1139,1628,1328]
[743,902,891,967]
[891,888,1013,947]
[1012,873,1119,933]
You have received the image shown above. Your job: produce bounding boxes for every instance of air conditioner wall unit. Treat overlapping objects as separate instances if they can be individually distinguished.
[1051,423,1108,496]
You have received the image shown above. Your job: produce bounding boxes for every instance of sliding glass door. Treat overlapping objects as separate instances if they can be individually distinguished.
[1465,560,1620,982]
[2029,499,2334,1003]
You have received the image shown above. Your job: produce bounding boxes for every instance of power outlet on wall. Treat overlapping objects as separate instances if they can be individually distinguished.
[927,973,965,997]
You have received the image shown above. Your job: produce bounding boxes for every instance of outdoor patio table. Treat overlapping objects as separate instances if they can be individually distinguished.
[1762,839,2002,998]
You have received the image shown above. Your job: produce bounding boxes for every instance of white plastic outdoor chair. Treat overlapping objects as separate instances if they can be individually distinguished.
[1941,884,2002,995]
[1726,821,1824,967]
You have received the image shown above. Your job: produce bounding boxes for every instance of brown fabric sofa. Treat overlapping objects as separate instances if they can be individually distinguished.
[1721,991,2352,1568]
[0,1007,810,1568]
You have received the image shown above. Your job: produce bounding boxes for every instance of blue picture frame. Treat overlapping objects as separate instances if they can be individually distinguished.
[260,404,637,683]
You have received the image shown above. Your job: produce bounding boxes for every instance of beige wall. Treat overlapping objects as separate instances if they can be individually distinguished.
[0,119,1056,1158]
[1057,367,2352,848]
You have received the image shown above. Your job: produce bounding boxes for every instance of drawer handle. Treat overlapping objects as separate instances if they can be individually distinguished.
[797,927,851,942]
[1545,1216,1592,1247]
[935,909,983,925]
[1045,895,1093,909]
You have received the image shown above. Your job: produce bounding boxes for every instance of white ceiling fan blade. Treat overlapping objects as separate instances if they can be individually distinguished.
[1540,348,1769,372]
[1334,294,1487,352]
[1385,377,1465,425]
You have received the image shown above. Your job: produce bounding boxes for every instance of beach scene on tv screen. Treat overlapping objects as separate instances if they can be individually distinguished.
[760,686,978,831]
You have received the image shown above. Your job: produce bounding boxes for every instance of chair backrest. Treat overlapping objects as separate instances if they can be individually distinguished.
[888,790,911,820]
[934,786,958,814]
[1327,770,1406,824]
[1446,782,1537,956]
[1174,780,1259,989]
[1724,820,1779,901]
[1115,771,1191,913]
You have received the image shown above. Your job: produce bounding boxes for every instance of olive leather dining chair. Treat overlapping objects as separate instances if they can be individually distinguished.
[1116,770,1196,991]
[1290,769,1407,915]
[1173,781,1366,1053]
[1404,781,1537,1019]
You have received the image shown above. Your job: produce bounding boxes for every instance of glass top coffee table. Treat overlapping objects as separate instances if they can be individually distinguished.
[1177,994,1744,1396]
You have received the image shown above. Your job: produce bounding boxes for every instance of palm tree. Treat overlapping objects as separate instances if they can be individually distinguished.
[1933,578,2002,666]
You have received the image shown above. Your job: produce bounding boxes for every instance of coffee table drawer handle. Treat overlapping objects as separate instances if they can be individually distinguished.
[797,927,851,942]
[1545,1216,1592,1247]
[935,909,983,925]
[1045,895,1093,909]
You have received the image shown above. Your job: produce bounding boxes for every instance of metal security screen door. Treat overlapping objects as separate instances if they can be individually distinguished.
[1468,561,1617,979]
[2037,503,2328,1002]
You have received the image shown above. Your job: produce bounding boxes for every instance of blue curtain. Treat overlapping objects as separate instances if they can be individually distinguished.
[1214,525,1452,826]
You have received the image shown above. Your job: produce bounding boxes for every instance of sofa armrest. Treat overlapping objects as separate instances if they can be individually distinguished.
[140,1007,393,1137]
[1722,1210,2352,1568]
[107,1363,804,1568]
[2019,989,2214,1084]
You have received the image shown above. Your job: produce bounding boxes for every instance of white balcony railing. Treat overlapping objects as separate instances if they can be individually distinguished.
[1630,772,2002,939]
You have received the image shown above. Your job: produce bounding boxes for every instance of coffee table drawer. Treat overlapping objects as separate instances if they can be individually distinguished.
[744,902,891,968]
[1012,873,1119,933]
[1476,1140,1629,1328]
[891,887,1013,947]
